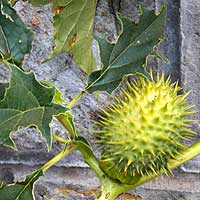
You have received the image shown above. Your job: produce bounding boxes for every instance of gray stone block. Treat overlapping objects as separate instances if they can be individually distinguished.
[180,0,200,173]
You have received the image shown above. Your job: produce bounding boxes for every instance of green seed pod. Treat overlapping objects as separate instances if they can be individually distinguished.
[95,74,196,184]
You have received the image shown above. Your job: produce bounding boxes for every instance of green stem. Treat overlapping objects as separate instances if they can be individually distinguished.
[76,141,122,199]
[76,140,105,180]
[68,91,86,109]
[56,113,79,138]
[118,141,200,195]
[95,141,200,200]
[81,151,104,180]
[169,141,200,169]
[41,144,78,173]
[75,139,124,200]
[95,177,123,200]
[52,134,71,144]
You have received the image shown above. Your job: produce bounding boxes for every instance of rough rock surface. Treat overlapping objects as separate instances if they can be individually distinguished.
[0,0,199,199]
[180,0,200,174]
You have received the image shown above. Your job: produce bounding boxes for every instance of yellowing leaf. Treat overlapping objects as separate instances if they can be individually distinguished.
[29,0,97,74]
[51,0,97,74]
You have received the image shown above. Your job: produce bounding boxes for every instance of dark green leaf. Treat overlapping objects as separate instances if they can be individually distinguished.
[0,82,8,100]
[39,81,78,138]
[0,64,67,150]
[39,80,66,105]
[0,25,10,60]
[0,170,43,200]
[0,0,33,66]
[87,5,166,93]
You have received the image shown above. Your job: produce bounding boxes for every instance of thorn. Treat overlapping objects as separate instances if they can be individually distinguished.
[124,160,132,174]
[149,165,158,176]
[165,75,171,85]
[149,148,155,157]
[181,91,191,100]
[101,158,114,162]
[150,68,153,80]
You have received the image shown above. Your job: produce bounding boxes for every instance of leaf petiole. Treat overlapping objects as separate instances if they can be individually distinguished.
[41,144,78,173]
[67,90,87,109]
[76,138,105,180]
[52,134,71,144]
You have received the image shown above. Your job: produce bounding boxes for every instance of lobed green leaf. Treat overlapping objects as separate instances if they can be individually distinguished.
[0,170,43,200]
[0,82,8,101]
[39,81,78,138]
[87,5,166,93]
[0,0,33,66]
[0,64,67,150]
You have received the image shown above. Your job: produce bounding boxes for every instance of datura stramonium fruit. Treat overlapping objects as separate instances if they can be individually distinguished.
[95,74,196,184]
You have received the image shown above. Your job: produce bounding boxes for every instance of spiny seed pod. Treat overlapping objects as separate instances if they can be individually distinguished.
[95,74,196,184]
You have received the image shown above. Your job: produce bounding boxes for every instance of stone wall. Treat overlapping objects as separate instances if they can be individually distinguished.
[0,0,200,199]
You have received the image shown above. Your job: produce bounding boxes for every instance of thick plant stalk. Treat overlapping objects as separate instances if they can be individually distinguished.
[95,184,122,200]
[129,141,200,190]
[42,145,78,173]
[95,141,200,200]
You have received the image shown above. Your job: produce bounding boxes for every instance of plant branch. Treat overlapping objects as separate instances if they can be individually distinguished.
[95,181,122,200]
[52,134,71,144]
[75,138,105,181]
[118,141,200,194]
[95,141,200,200]
[41,144,78,173]
[67,91,87,109]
